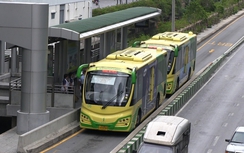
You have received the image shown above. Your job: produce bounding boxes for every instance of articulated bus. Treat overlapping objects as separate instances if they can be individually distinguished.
[133,31,197,95]
[76,47,167,132]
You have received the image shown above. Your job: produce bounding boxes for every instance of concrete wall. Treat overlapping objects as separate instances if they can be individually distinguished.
[7,91,75,120]
[49,0,92,26]
[17,108,80,153]
[2,0,92,27]
[11,91,74,108]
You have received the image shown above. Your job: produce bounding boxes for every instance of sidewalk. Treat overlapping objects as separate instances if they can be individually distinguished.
[0,8,244,153]
[197,9,244,44]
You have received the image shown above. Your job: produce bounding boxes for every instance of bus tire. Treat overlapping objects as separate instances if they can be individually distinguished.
[193,61,195,71]
[175,79,179,92]
[164,83,166,96]
[187,68,191,81]
[136,110,141,127]
[155,94,160,109]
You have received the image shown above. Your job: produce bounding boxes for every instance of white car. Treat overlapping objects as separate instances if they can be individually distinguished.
[225,126,244,153]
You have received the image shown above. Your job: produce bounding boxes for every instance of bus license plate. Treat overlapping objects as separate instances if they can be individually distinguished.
[98,126,108,131]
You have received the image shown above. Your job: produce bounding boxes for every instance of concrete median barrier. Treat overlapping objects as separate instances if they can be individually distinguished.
[17,108,80,153]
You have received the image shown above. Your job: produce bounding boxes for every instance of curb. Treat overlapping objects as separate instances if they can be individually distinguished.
[196,9,244,45]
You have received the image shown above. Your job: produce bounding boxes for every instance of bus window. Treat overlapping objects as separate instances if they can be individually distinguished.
[167,51,174,74]
[137,143,173,153]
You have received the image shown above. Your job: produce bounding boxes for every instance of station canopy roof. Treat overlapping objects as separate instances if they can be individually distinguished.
[48,6,161,43]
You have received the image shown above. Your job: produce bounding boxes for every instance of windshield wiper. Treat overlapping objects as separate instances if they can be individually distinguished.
[102,91,123,109]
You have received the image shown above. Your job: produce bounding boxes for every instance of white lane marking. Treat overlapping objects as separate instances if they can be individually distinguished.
[207,149,212,153]
[228,113,234,116]
[213,136,219,146]
[222,122,228,127]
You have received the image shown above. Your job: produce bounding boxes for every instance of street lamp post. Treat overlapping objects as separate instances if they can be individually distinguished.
[172,0,175,32]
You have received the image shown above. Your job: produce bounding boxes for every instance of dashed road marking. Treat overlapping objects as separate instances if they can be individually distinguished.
[207,149,212,153]
[213,136,219,146]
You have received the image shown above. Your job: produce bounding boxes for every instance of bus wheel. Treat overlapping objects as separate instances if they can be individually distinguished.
[175,79,179,92]
[136,110,141,127]
[187,68,191,81]
[155,94,160,109]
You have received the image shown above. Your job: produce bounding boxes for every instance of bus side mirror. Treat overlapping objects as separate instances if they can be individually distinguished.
[132,41,141,47]
[132,150,137,153]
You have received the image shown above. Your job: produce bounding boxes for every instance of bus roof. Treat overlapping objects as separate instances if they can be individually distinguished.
[142,31,196,47]
[143,115,190,146]
[89,47,167,70]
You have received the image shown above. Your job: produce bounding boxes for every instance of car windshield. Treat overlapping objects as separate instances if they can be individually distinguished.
[138,143,173,153]
[84,70,132,107]
[231,132,244,143]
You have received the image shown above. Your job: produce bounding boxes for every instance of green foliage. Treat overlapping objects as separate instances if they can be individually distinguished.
[128,34,151,46]
[93,0,185,22]
[175,19,190,31]
[197,0,216,12]
[215,3,224,14]
[93,0,158,17]
[157,21,172,33]
[91,0,244,44]
[183,1,208,23]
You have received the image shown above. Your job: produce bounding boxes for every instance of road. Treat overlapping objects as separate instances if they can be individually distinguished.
[195,14,244,73]
[177,43,244,153]
[41,9,244,153]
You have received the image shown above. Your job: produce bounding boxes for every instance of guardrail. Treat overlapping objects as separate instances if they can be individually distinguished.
[111,36,244,153]
[10,78,75,94]
[9,78,78,109]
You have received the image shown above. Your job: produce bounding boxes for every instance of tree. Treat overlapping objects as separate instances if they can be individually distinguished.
[183,1,208,23]
[197,0,216,12]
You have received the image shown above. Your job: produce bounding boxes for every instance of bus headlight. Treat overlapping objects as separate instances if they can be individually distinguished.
[116,117,131,127]
[80,113,91,124]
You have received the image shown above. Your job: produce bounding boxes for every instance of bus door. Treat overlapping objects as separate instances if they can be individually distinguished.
[142,61,156,115]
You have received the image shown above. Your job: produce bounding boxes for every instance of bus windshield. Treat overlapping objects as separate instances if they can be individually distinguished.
[84,70,132,107]
[138,143,173,153]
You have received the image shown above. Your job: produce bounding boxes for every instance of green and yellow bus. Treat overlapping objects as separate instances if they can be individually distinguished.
[76,47,167,132]
[133,31,197,95]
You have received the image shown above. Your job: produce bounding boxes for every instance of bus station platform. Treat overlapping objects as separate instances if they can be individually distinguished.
[0,8,244,153]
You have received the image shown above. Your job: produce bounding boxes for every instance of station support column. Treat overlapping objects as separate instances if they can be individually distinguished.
[15,3,50,134]
[99,33,106,59]
[11,47,17,76]
[99,32,113,60]
[120,27,128,49]
[84,38,92,63]
[0,41,5,74]
[54,43,60,83]
[60,40,68,80]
